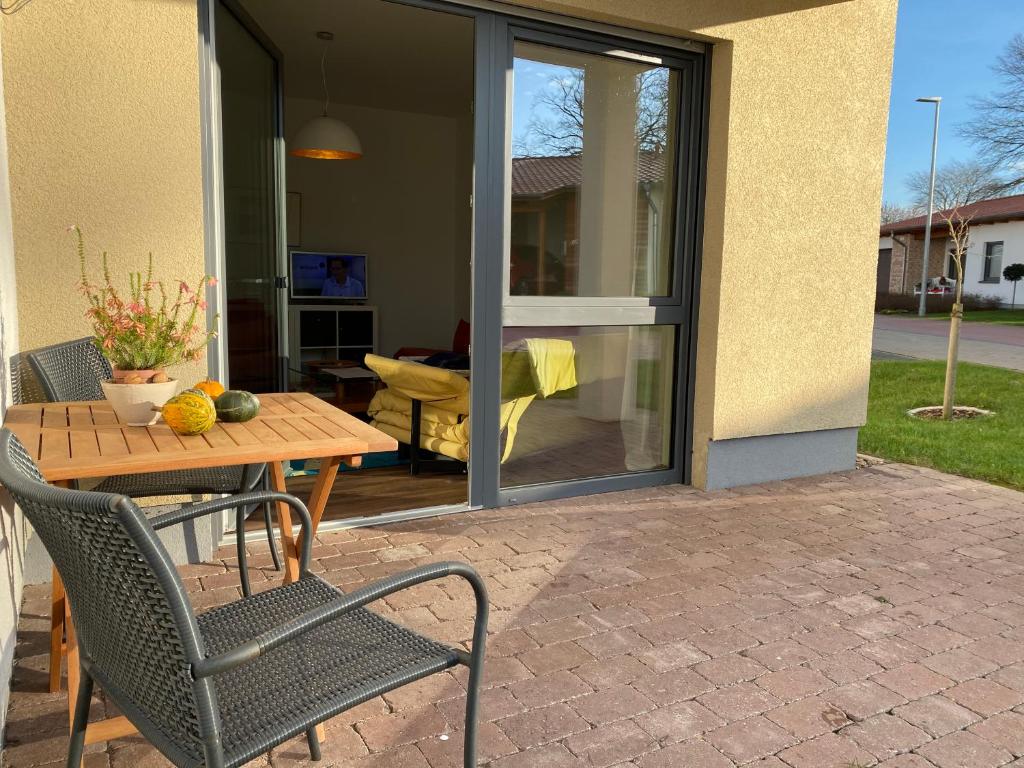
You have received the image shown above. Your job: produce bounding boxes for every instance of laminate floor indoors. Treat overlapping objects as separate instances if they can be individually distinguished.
[245,465,467,526]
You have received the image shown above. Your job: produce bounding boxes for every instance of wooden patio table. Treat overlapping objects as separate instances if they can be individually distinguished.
[2,392,396,748]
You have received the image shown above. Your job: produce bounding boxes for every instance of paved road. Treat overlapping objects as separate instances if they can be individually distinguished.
[872,314,1024,371]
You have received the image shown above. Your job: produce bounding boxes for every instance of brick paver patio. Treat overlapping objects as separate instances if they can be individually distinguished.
[7,460,1024,767]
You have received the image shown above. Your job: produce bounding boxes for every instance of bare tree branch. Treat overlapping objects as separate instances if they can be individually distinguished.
[881,201,921,225]
[516,67,671,158]
[905,159,1016,211]
[962,33,1024,190]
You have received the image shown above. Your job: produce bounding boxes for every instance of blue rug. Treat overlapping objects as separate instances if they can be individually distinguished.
[284,451,406,477]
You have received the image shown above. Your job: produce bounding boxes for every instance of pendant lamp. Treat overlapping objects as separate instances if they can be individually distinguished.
[290,31,363,160]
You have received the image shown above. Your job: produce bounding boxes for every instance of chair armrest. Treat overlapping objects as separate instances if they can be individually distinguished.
[192,561,488,679]
[150,490,313,571]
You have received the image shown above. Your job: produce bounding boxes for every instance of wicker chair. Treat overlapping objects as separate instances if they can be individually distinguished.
[25,338,281,582]
[0,429,488,768]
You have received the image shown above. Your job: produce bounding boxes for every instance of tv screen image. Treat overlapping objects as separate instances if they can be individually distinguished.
[290,251,367,300]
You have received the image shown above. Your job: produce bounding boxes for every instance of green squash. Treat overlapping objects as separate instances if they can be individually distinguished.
[215,390,261,423]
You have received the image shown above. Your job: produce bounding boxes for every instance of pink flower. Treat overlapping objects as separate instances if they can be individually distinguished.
[207,276,218,287]
[128,302,145,314]
[102,337,114,350]
[197,299,207,310]
[179,281,192,295]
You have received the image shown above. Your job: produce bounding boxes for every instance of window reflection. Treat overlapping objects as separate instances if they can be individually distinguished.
[510,42,680,297]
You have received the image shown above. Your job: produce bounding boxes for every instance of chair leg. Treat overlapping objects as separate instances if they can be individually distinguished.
[66,664,93,768]
[464,651,485,767]
[235,504,252,598]
[263,503,281,572]
[305,727,322,761]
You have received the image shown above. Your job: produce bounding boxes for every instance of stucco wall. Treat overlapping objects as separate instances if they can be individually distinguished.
[0,27,26,738]
[0,0,209,385]
[514,0,897,485]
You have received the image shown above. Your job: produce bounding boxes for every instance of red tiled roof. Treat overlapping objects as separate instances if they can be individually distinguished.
[511,153,666,197]
[881,194,1024,235]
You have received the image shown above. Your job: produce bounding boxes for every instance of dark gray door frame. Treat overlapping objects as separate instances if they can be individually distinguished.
[198,0,710,516]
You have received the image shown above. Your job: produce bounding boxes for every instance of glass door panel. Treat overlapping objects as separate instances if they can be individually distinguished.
[509,41,681,298]
[499,325,676,487]
[497,31,692,496]
[217,2,284,393]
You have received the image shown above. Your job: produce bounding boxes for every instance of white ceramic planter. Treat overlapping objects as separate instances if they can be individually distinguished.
[100,379,179,426]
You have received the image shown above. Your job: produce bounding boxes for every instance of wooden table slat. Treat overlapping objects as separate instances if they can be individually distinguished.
[66,406,100,460]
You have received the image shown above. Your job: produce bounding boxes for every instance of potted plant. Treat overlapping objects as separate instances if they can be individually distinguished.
[74,226,219,425]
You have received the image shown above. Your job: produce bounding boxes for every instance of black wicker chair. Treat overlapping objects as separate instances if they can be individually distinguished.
[0,429,488,768]
[26,337,281,583]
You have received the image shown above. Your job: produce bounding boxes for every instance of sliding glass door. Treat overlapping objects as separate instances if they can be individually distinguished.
[471,24,704,506]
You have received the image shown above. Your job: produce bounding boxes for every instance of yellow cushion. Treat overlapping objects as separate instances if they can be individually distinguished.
[364,354,468,405]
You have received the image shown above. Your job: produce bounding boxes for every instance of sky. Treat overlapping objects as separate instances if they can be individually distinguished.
[883,1,1023,207]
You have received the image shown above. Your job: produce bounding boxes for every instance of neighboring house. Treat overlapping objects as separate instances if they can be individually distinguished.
[879,194,1024,305]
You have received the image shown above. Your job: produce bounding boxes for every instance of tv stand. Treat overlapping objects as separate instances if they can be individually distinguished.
[288,305,378,388]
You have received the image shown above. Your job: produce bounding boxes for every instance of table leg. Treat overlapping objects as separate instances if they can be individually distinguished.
[49,567,65,693]
[268,460,301,584]
[298,455,342,555]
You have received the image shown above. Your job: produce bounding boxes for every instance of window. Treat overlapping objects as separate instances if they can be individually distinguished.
[983,242,1003,283]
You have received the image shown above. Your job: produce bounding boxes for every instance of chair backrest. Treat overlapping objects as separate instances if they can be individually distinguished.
[26,338,112,402]
[0,429,219,764]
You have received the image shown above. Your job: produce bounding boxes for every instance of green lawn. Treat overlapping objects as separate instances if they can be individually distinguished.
[926,309,1024,325]
[859,360,1024,491]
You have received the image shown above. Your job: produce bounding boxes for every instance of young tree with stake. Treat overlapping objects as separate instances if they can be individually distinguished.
[940,208,972,420]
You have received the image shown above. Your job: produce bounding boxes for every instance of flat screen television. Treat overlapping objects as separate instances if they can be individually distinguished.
[289,251,368,301]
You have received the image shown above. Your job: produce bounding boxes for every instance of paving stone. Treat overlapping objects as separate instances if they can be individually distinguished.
[873,663,955,699]
[842,713,931,760]
[923,649,1000,682]
[634,700,724,742]
[894,694,982,737]
[825,680,907,722]
[563,719,657,767]
[756,666,833,702]
[766,695,852,738]
[497,704,590,749]
[635,740,733,768]
[706,715,796,763]
[944,678,1024,717]
[569,685,654,725]
[916,730,1014,768]
[969,711,1024,757]
[631,667,715,705]
[776,732,876,768]
[698,681,783,721]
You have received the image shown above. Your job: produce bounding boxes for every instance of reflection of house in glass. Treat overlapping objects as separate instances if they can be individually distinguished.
[510,151,671,297]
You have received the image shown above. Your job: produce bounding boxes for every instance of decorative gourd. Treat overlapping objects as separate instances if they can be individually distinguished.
[215,390,261,423]
[193,379,226,399]
[161,389,217,435]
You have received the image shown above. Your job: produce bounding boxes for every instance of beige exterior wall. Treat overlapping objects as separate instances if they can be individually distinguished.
[0,0,209,386]
[0,0,897,489]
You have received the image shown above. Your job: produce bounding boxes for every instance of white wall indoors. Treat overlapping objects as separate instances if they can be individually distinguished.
[285,96,472,357]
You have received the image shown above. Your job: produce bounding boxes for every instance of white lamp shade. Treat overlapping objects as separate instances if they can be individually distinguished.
[290,115,362,160]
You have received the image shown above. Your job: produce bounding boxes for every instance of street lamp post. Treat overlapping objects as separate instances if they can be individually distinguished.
[917,96,941,316]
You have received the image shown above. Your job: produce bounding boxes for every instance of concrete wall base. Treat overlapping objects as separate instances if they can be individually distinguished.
[703,427,859,491]
[24,502,225,585]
